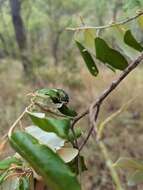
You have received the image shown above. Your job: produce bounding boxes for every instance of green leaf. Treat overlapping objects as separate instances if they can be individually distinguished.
[58,104,77,117]
[0,156,22,170]
[83,29,95,49]
[76,41,99,76]
[95,37,128,70]
[127,170,143,186]
[111,25,140,59]
[113,157,143,171]
[68,156,87,175]
[0,170,9,185]
[138,15,143,29]
[17,177,29,190]
[9,131,81,190]
[28,112,71,139]
[68,128,82,141]
[124,30,143,52]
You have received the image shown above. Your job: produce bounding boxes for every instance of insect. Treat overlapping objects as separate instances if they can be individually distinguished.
[35,88,69,104]
[30,88,77,117]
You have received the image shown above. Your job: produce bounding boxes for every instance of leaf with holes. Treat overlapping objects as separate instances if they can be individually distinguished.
[27,111,71,139]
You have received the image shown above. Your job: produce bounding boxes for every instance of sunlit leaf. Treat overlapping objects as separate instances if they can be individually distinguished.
[0,156,22,170]
[57,148,78,163]
[83,29,95,49]
[27,111,71,139]
[9,131,81,190]
[113,157,143,171]
[76,41,99,76]
[138,15,143,29]
[124,30,143,52]
[95,37,128,70]
[111,25,140,59]
[25,125,65,151]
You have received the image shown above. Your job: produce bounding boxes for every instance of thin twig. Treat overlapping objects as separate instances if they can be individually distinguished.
[67,11,143,31]
[79,105,100,151]
[8,104,32,138]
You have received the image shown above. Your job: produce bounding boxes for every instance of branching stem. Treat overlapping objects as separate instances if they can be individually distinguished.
[67,11,143,31]
[72,52,143,150]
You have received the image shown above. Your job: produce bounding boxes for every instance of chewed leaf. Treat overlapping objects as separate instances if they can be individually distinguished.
[27,111,71,139]
[113,157,143,171]
[124,30,143,52]
[27,111,45,118]
[95,37,128,70]
[25,126,65,151]
[76,41,99,76]
[57,148,78,163]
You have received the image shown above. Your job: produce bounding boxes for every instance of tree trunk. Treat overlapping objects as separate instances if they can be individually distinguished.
[9,0,33,76]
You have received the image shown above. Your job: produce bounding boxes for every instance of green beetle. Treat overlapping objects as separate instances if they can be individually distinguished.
[32,88,77,117]
[35,88,69,104]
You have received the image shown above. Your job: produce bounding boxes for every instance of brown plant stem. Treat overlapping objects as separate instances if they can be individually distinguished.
[72,52,143,150]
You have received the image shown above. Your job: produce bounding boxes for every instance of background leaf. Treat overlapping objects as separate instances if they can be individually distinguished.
[127,170,143,186]
[113,157,143,171]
